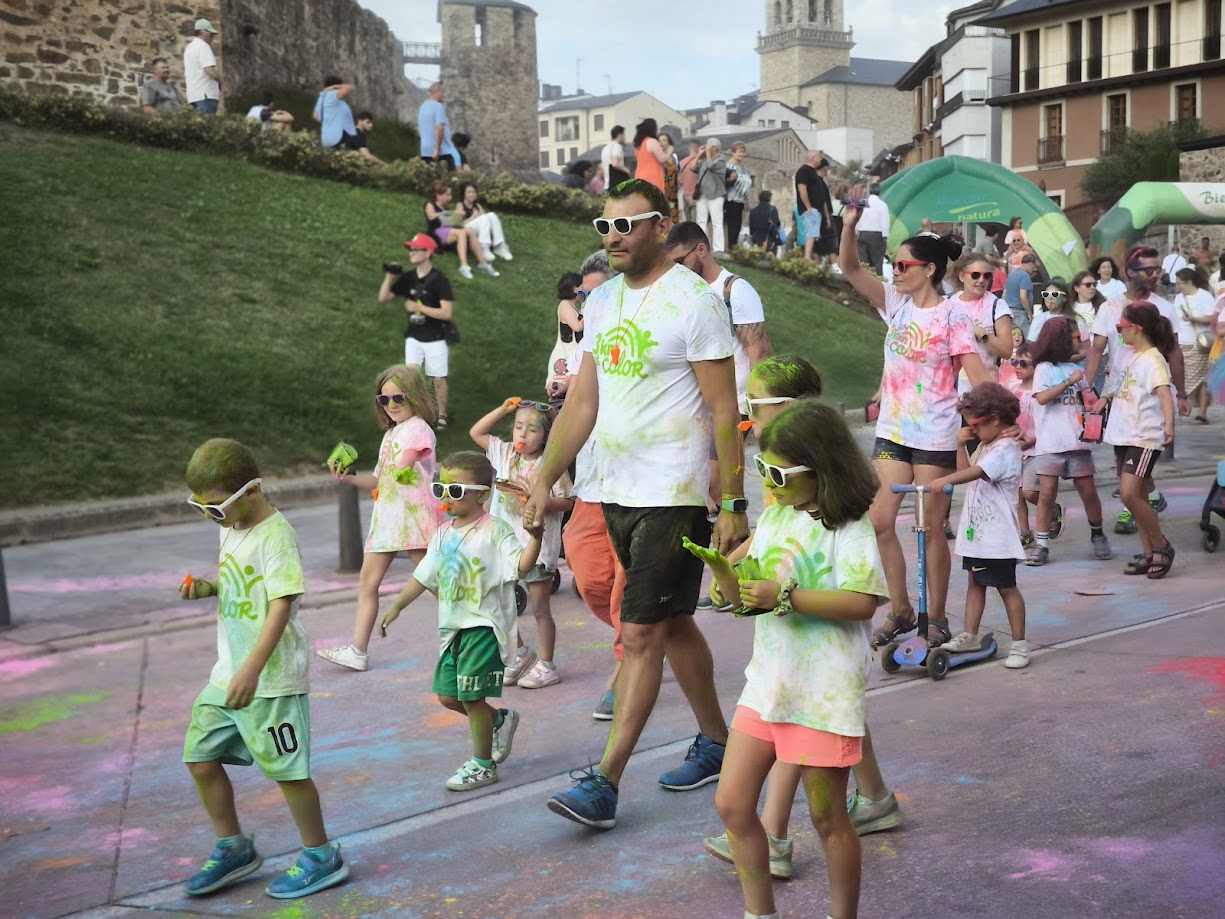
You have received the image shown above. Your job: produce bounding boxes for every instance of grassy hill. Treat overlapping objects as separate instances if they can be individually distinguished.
[0,125,885,508]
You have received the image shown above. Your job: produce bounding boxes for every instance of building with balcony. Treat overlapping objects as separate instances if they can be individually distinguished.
[536,89,688,173]
[895,0,1012,168]
[979,0,1225,208]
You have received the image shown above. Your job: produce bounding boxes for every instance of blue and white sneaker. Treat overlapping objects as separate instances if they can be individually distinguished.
[184,833,262,896]
[659,733,725,791]
[265,843,350,899]
[547,766,618,829]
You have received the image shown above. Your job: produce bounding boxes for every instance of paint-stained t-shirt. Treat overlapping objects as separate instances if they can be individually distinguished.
[737,506,887,737]
[953,438,1026,561]
[876,285,976,452]
[413,514,523,667]
[1105,347,1171,450]
[209,511,308,698]
[486,436,570,571]
[1033,361,1089,455]
[581,264,733,508]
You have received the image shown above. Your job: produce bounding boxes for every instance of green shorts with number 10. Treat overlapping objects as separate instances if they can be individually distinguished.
[183,684,311,782]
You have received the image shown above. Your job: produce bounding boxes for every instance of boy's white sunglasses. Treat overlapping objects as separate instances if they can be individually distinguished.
[432,482,491,500]
[592,212,662,237]
[744,395,794,419]
[187,478,262,520]
[754,454,812,487]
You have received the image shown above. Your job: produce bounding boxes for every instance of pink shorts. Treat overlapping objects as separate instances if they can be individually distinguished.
[732,705,862,768]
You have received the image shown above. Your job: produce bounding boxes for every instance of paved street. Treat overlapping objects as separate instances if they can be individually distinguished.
[1,420,1223,919]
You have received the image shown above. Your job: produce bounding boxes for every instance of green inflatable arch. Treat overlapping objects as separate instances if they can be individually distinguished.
[1090,182,1225,265]
[880,155,1088,282]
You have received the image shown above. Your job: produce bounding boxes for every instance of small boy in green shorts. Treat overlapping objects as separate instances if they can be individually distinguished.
[380,450,542,791]
[179,438,349,900]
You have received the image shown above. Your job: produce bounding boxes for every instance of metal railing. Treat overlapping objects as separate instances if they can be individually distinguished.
[402,41,442,63]
[1101,126,1127,155]
[1037,135,1065,165]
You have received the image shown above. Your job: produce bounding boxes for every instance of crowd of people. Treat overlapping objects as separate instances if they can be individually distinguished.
[168,117,1224,914]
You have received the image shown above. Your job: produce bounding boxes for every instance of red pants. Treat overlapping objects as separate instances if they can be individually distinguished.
[562,498,625,661]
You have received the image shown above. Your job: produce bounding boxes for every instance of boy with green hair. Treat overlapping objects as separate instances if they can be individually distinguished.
[179,438,349,899]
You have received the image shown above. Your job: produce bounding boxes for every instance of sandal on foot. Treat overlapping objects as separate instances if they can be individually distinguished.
[1123,554,1152,575]
[926,618,953,647]
[1146,543,1175,579]
[1193,415,1209,424]
[436,415,449,430]
[871,610,917,648]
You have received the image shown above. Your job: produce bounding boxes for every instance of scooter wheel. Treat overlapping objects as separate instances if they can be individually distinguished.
[515,583,527,616]
[1203,525,1220,553]
[926,649,950,680]
[880,643,902,674]
[551,569,562,594]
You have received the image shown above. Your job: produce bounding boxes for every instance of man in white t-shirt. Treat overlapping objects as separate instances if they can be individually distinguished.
[600,125,628,188]
[1161,247,1187,296]
[183,19,222,115]
[855,183,891,273]
[1085,244,1189,533]
[524,179,746,831]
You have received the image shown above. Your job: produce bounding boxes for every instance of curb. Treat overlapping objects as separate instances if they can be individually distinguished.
[0,475,340,547]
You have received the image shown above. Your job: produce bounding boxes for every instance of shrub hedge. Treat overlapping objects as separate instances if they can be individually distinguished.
[0,89,603,222]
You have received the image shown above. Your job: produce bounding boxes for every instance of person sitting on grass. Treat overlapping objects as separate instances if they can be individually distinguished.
[379,451,542,791]
[179,438,349,900]
[424,180,498,280]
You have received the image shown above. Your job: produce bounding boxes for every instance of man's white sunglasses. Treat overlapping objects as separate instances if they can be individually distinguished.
[187,478,261,520]
[593,212,663,237]
[754,454,812,487]
[744,395,794,419]
[431,482,491,500]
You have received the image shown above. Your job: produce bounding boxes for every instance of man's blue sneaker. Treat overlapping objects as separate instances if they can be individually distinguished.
[184,834,262,896]
[547,766,618,829]
[265,843,350,899]
[659,733,725,791]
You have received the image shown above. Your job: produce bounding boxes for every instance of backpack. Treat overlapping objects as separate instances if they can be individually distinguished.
[722,273,741,331]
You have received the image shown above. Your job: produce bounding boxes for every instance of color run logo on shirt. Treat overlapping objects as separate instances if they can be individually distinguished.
[887,322,934,360]
[440,555,485,605]
[217,555,263,620]
[751,539,834,589]
[592,320,659,378]
[967,503,1000,529]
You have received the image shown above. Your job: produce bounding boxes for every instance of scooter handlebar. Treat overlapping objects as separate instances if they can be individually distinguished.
[891,484,954,495]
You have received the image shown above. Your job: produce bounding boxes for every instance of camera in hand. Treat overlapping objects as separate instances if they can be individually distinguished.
[841,182,870,208]
[383,262,404,275]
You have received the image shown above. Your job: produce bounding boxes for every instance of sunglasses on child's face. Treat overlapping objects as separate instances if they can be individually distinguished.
[1010,358,1032,368]
[592,212,662,236]
[376,393,409,406]
[1040,291,1066,300]
[744,395,794,418]
[754,453,813,487]
[187,478,262,520]
[431,482,491,500]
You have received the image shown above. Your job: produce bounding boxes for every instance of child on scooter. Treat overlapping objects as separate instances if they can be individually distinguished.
[930,382,1031,669]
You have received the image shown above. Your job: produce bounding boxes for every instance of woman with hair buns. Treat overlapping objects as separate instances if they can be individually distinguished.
[839,210,990,649]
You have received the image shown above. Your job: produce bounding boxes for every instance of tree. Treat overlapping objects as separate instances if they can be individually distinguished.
[1080,120,1206,202]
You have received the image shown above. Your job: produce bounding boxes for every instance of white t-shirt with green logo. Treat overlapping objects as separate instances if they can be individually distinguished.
[486,436,570,571]
[413,514,523,666]
[737,505,888,738]
[208,511,309,698]
[581,264,734,508]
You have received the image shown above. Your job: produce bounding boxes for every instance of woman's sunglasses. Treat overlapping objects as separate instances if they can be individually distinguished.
[1040,291,1066,300]
[754,453,812,487]
[187,478,261,520]
[962,271,990,281]
[1079,280,1097,288]
[1116,321,1136,332]
[592,212,662,236]
[431,482,491,500]
[744,395,794,419]
[893,259,929,275]
[1009,358,1032,368]
[376,393,409,406]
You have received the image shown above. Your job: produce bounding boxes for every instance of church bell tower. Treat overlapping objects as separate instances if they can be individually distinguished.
[757,0,854,107]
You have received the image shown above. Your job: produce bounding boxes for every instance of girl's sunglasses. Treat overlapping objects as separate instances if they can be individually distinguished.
[962,271,990,280]
[1116,321,1136,332]
[744,395,794,418]
[893,259,929,275]
[376,393,409,406]
[431,482,491,500]
[1009,358,1032,368]
[754,453,812,487]
[187,478,261,520]
[592,212,662,236]
[1040,291,1066,300]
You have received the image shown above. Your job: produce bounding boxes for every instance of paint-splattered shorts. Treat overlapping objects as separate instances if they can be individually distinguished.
[732,705,862,768]
[433,626,505,702]
[602,504,709,625]
[183,685,311,781]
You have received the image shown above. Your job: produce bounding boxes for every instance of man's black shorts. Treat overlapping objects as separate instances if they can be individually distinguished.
[602,504,710,625]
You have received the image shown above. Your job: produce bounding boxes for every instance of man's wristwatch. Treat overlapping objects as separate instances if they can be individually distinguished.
[774,578,798,617]
[721,497,748,514]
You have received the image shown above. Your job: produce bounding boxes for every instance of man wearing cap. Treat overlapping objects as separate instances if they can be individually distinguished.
[184,19,222,115]
[379,234,456,428]
[690,138,728,255]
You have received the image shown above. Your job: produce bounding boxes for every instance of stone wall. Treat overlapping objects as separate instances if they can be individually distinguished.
[439,0,538,178]
[0,0,421,121]
[1178,145,1225,272]
[802,83,912,157]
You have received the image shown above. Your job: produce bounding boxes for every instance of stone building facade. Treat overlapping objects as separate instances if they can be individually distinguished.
[0,0,419,121]
[1178,142,1225,266]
